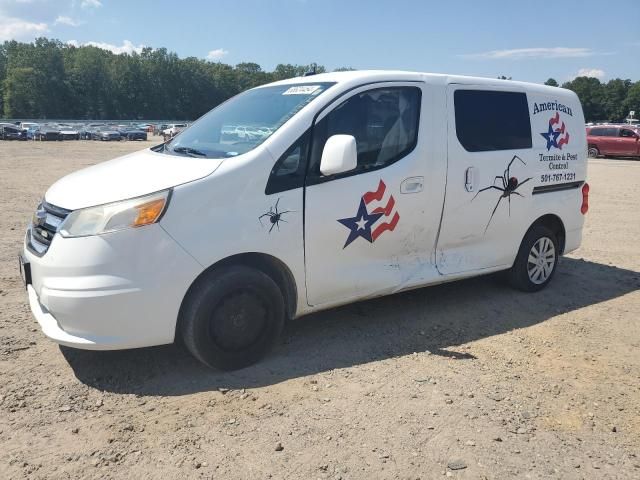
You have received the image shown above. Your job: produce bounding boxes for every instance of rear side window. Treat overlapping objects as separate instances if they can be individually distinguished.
[591,128,618,137]
[454,90,532,152]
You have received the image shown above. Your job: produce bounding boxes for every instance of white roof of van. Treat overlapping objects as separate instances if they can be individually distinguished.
[266,70,573,97]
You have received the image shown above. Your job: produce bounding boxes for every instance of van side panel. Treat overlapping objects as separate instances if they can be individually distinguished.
[527,90,587,253]
[437,84,587,276]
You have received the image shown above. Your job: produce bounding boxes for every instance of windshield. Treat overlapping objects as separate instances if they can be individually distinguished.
[163,82,334,158]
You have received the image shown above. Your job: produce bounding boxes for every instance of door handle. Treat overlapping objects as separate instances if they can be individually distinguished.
[400,176,424,194]
[465,167,476,192]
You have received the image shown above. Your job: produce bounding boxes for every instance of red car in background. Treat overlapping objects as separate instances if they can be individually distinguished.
[586,125,640,158]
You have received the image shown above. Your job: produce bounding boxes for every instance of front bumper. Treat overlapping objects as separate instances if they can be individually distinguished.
[23,224,202,350]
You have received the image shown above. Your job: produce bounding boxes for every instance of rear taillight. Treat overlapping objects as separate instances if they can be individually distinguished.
[581,183,589,214]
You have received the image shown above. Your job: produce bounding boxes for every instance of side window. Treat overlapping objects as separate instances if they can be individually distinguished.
[603,128,618,137]
[308,86,422,179]
[265,129,310,194]
[620,129,637,138]
[454,90,532,152]
[590,128,603,136]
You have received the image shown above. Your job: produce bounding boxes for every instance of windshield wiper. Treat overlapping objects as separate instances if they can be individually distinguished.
[172,146,207,157]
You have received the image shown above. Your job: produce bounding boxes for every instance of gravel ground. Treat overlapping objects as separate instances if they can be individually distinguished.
[0,139,639,479]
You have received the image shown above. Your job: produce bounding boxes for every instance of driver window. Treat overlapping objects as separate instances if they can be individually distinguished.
[309,86,422,179]
[620,129,637,138]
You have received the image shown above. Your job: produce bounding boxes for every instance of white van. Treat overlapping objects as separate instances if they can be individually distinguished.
[20,71,589,370]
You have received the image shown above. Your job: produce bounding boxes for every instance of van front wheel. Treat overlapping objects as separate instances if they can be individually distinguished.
[507,225,559,292]
[180,266,285,370]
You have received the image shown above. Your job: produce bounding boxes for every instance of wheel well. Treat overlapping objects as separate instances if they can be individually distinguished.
[530,214,566,254]
[182,253,298,322]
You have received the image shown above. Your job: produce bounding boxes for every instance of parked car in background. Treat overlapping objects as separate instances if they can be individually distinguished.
[19,122,40,132]
[58,126,80,140]
[586,125,640,158]
[26,127,40,140]
[162,123,187,141]
[0,123,27,140]
[92,129,122,141]
[119,128,148,141]
[153,124,169,135]
[34,126,62,141]
[78,126,95,140]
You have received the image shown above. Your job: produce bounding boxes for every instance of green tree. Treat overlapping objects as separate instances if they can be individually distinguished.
[544,78,559,87]
[3,66,37,117]
[623,82,640,121]
[603,79,632,121]
[562,77,606,122]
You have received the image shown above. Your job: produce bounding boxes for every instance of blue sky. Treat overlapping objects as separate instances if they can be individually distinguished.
[1,0,639,83]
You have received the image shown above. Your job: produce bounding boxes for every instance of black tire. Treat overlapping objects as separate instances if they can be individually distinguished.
[180,266,285,370]
[507,225,559,292]
[588,146,599,158]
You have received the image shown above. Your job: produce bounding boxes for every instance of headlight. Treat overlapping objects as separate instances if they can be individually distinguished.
[59,190,170,238]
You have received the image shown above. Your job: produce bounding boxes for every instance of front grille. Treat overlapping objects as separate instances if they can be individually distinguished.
[27,202,71,256]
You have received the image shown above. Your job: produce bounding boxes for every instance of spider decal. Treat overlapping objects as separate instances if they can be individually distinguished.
[473,155,533,233]
[259,198,291,233]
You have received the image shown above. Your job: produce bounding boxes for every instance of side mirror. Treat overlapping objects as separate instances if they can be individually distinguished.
[320,135,357,176]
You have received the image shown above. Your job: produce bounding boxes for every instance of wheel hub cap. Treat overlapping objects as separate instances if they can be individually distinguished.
[209,291,267,352]
[527,236,556,285]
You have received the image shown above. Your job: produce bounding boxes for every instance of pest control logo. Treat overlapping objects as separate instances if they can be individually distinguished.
[337,180,400,248]
[540,112,570,151]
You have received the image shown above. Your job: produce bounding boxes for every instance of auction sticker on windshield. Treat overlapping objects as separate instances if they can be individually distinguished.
[282,85,322,95]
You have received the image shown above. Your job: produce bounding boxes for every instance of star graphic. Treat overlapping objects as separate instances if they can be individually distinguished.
[337,198,384,248]
[355,217,367,230]
[540,122,561,151]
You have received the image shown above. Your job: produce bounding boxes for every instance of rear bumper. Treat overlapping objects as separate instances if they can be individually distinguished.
[563,226,583,255]
[23,224,203,350]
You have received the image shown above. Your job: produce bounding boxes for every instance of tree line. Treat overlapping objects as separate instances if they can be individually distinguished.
[0,38,638,122]
[0,38,347,120]
[544,77,639,123]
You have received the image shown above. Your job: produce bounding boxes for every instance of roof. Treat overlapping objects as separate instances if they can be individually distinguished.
[263,70,575,98]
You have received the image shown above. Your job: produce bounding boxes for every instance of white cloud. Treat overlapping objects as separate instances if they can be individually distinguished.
[572,68,605,80]
[0,16,48,41]
[67,39,145,55]
[54,15,82,27]
[462,47,595,60]
[207,48,228,60]
[80,0,102,8]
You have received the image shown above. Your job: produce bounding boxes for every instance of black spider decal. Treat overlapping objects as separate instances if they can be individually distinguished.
[259,198,291,233]
[473,155,532,233]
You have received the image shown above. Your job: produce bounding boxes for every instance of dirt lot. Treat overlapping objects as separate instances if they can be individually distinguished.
[0,139,639,480]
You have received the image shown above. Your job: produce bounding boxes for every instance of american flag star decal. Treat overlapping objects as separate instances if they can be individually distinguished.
[541,112,570,151]
[337,180,401,248]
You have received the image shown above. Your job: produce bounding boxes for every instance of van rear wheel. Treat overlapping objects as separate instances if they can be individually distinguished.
[588,146,599,158]
[180,266,285,370]
[507,225,559,292]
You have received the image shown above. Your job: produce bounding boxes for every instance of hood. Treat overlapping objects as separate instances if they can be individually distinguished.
[45,148,223,210]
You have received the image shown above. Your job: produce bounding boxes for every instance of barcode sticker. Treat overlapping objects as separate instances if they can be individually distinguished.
[282,85,321,95]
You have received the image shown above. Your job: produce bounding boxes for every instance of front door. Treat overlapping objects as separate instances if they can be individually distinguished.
[619,128,640,155]
[304,83,441,306]
[436,85,534,274]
